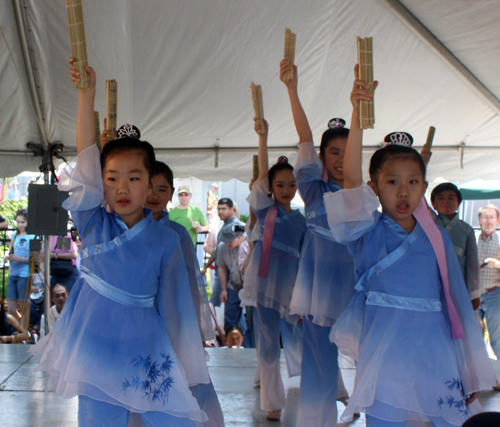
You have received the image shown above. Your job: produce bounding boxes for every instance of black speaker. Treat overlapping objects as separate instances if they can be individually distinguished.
[26,184,69,235]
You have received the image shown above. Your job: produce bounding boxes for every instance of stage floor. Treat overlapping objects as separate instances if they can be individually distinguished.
[1,345,499,426]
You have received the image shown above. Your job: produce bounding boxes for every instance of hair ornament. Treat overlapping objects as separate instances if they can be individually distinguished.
[384,132,414,147]
[277,155,289,164]
[327,118,346,129]
[117,124,141,139]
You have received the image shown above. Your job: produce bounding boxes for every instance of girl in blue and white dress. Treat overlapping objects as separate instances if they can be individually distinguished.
[323,66,495,427]
[6,210,37,331]
[239,118,306,421]
[31,60,209,427]
[280,60,356,426]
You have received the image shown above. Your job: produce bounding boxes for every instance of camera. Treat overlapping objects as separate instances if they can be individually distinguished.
[232,225,245,232]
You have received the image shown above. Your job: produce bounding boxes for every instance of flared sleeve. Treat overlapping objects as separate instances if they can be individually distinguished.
[324,182,380,243]
[247,177,274,212]
[157,241,210,387]
[59,144,104,212]
[444,234,496,394]
[177,225,214,342]
[293,142,325,205]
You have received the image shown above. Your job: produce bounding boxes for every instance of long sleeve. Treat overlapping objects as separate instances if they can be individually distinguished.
[157,238,210,387]
[59,144,104,212]
[324,182,380,243]
[465,227,481,300]
[294,142,324,206]
[247,177,274,212]
[444,235,496,394]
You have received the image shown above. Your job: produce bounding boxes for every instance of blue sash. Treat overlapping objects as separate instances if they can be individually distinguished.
[80,266,155,308]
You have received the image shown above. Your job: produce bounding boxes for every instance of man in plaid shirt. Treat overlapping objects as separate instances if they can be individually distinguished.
[478,204,500,360]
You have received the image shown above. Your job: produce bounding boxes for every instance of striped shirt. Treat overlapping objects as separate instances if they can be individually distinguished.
[478,231,500,292]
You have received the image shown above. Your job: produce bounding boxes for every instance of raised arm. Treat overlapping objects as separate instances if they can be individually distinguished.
[280,60,313,144]
[255,118,270,183]
[344,65,376,189]
[69,57,97,154]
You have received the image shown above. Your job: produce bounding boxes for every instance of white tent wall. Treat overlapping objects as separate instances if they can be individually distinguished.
[1,0,499,181]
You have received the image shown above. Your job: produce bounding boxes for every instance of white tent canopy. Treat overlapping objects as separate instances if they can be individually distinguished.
[1,0,499,181]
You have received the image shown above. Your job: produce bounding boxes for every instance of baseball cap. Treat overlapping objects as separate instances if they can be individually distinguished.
[178,185,191,195]
[220,221,245,243]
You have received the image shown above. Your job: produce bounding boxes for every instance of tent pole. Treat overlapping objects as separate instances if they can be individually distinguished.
[12,0,49,146]
[13,1,53,330]
[43,170,51,334]
[380,0,500,116]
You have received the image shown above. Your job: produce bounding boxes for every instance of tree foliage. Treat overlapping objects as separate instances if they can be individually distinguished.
[0,199,28,227]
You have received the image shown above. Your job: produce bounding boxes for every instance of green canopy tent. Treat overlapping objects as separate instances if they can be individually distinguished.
[458,179,500,201]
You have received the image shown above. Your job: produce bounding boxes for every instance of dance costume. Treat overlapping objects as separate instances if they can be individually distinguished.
[31,145,209,426]
[325,183,495,426]
[159,212,213,342]
[158,212,224,427]
[239,178,306,412]
[290,142,356,426]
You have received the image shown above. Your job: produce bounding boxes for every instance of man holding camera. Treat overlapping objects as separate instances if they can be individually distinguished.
[201,198,238,306]
[218,222,248,331]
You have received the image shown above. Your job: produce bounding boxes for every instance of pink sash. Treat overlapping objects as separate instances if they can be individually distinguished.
[413,198,464,340]
[258,204,278,277]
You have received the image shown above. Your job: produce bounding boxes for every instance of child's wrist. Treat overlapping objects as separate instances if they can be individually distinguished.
[79,88,96,98]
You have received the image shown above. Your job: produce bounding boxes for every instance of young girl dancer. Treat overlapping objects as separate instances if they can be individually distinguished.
[239,118,306,421]
[31,60,210,427]
[143,160,224,427]
[324,66,495,426]
[6,210,36,331]
[280,60,355,425]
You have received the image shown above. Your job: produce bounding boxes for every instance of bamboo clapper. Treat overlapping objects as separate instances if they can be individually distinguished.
[66,0,90,89]
[106,79,118,135]
[253,155,259,181]
[283,28,296,82]
[250,82,265,134]
[425,126,436,152]
[357,36,375,129]
[94,111,101,151]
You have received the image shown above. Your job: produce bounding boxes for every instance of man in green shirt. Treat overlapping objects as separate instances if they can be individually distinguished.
[169,185,210,246]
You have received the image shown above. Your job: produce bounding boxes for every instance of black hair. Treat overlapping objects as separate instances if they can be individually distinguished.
[15,209,28,235]
[153,161,174,189]
[431,183,462,205]
[462,412,500,427]
[369,144,426,182]
[51,283,68,297]
[100,137,156,178]
[320,127,349,158]
[268,156,294,188]
[224,325,244,337]
[218,198,234,208]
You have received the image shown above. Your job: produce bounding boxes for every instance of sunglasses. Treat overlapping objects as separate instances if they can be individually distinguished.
[17,209,28,215]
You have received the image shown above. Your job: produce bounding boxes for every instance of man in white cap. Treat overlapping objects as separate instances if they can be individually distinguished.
[207,183,219,221]
[169,185,209,247]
